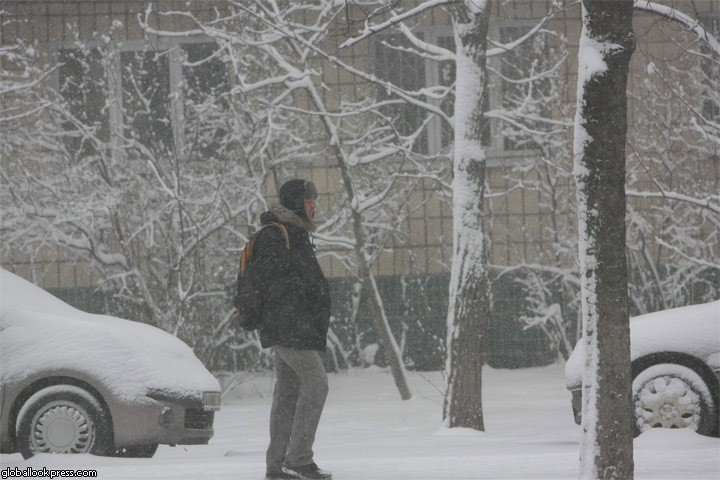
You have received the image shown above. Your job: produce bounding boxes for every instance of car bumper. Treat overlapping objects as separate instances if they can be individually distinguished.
[570,387,582,425]
[112,395,218,448]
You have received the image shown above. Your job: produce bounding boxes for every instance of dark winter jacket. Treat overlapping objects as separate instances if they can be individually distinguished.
[251,205,331,351]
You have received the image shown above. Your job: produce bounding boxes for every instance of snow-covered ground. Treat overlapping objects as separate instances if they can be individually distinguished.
[1,365,718,479]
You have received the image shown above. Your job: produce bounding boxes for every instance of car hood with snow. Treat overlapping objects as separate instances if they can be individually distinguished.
[0,269,220,401]
[565,300,720,388]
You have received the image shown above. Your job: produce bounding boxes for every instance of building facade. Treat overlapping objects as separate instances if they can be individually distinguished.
[1,0,718,369]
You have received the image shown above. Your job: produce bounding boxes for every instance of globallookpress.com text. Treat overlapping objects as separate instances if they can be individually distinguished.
[1,467,98,479]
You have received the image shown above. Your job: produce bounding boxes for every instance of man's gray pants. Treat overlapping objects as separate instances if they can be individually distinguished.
[266,345,329,471]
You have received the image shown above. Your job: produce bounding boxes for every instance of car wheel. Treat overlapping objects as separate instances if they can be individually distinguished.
[16,385,112,459]
[112,444,159,458]
[632,363,717,436]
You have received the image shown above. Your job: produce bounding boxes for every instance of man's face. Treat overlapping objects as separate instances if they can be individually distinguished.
[304,198,316,221]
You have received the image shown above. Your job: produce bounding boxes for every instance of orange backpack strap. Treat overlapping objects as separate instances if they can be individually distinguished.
[271,223,290,250]
[239,223,290,277]
[239,241,254,277]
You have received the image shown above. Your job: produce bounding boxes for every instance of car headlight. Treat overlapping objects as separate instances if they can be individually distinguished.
[203,391,221,411]
[159,406,173,427]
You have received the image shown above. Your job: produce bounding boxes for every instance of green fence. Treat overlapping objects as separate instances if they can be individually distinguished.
[50,271,557,372]
[328,272,555,371]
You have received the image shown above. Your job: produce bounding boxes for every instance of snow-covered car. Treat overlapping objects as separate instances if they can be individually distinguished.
[565,300,720,437]
[0,269,221,459]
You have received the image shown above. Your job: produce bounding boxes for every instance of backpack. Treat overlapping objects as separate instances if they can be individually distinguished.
[231,223,290,331]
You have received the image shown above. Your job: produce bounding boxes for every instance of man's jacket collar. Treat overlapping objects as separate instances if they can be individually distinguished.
[265,204,316,232]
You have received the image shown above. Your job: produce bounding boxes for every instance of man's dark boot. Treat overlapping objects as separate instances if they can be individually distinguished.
[282,462,332,479]
[266,469,297,479]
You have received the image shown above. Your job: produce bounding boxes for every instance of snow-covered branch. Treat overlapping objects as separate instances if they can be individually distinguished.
[633,1,720,57]
[655,238,720,270]
[487,14,556,57]
[627,189,720,215]
[339,0,451,49]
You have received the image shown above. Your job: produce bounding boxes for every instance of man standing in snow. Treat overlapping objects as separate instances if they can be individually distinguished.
[251,179,332,480]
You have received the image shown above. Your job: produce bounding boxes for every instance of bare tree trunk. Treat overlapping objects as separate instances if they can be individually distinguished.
[338,164,412,400]
[365,270,412,400]
[302,83,412,401]
[574,1,635,478]
[443,1,491,430]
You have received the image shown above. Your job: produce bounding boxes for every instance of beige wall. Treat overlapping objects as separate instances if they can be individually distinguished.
[1,0,718,289]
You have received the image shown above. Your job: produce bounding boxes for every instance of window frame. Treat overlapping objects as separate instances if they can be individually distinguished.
[485,20,549,166]
[371,23,548,165]
[51,35,224,162]
[698,13,719,123]
[420,26,455,157]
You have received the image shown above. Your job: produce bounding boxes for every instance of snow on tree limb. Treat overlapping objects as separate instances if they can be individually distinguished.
[655,238,720,270]
[394,21,455,62]
[633,1,720,57]
[626,189,720,215]
[486,10,555,57]
[339,0,452,49]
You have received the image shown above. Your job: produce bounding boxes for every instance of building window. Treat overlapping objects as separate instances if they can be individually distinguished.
[181,42,230,160]
[372,24,551,160]
[431,34,457,154]
[373,32,430,154]
[120,50,174,155]
[55,40,228,161]
[699,15,719,123]
[486,23,553,158]
[57,48,109,160]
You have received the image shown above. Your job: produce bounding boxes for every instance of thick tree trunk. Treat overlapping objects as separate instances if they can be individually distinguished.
[573,1,635,478]
[443,1,491,430]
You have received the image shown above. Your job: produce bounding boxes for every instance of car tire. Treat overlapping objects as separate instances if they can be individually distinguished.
[112,444,159,458]
[632,363,717,437]
[16,385,112,459]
